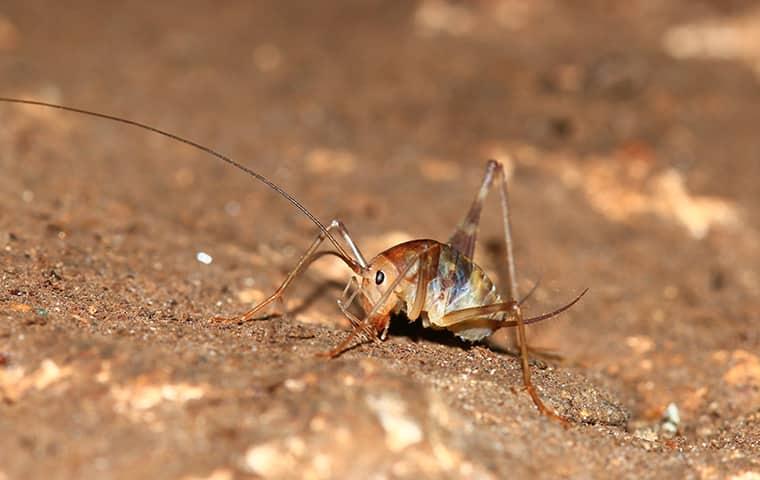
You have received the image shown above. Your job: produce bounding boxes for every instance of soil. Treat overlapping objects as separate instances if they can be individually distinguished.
[1,1,759,479]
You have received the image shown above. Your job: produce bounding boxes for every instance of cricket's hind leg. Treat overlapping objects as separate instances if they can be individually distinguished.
[487,276,565,363]
[447,159,519,311]
[437,297,589,426]
[447,159,576,425]
[211,220,364,324]
[491,160,571,424]
[448,159,500,259]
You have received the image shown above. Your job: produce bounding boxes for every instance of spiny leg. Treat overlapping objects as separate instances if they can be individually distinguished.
[212,219,364,324]
[448,160,499,259]
[406,243,440,321]
[493,160,570,424]
[436,297,588,426]
[314,276,381,359]
[337,276,362,327]
[447,159,569,423]
[449,160,518,299]
[319,245,434,358]
[321,288,394,358]
[317,322,374,359]
[335,276,380,342]
[513,305,568,424]
[435,289,587,329]
[447,160,544,351]
[496,278,565,362]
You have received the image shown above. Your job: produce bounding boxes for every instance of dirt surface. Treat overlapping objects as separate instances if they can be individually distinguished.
[1,1,760,479]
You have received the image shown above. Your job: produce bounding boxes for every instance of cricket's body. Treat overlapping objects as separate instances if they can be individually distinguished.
[0,98,586,425]
[326,160,586,425]
[363,240,501,342]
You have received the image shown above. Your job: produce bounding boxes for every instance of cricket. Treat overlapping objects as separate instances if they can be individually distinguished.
[0,97,587,424]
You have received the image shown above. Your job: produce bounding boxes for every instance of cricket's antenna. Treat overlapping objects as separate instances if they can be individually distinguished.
[0,97,358,269]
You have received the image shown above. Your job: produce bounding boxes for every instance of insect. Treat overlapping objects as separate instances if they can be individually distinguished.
[0,97,586,423]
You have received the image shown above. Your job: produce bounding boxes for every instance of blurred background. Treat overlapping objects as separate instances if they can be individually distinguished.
[1,1,759,478]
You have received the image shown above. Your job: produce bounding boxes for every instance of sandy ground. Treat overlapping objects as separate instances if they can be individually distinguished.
[1,1,759,479]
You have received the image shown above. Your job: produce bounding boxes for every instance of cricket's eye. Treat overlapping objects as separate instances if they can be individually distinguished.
[375,270,385,285]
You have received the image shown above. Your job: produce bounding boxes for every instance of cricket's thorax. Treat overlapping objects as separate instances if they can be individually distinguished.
[373,239,502,342]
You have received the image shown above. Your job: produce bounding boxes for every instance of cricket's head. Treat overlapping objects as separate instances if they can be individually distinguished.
[355,239,438,314]
[356,253,402,312]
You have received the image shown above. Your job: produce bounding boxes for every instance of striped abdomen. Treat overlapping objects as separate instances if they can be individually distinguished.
[378,239,502,341]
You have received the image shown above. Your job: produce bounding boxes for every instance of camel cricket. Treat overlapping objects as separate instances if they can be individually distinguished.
[0,97,586,423]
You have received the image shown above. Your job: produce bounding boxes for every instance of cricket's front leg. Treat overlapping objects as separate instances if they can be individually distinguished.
[211,219,363,324]
[316,313,390,358]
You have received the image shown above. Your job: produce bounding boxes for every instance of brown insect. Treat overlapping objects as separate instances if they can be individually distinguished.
[1,97,586,423]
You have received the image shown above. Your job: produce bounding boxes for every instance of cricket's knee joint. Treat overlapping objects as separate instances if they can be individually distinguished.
[508,301,522,318]
[328,219,347,231]
[486,159,502,170]
[485,159,506,180]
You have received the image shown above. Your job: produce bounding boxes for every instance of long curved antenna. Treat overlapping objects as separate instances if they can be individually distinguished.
[0,97,359,270]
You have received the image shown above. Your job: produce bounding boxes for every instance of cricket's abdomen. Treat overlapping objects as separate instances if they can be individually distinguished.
[381,240,502,341]
[423,243,501,341]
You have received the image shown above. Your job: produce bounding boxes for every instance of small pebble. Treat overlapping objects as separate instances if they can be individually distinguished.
[660,402,680,438]
[196,252,213,265]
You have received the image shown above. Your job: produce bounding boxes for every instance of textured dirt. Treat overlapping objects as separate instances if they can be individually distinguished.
[1,1,760,479]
